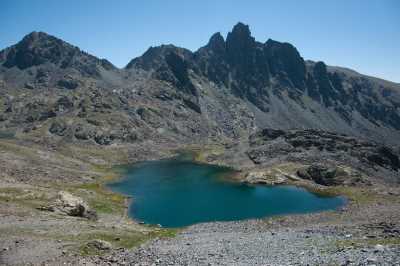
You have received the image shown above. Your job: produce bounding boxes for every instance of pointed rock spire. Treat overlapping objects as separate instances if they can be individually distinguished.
[206,32,225,53]
[229,22,252,40]
[225,22,256,66]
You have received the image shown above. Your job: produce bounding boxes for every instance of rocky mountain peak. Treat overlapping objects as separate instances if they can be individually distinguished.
[1,31,79,70]
[228,22,253,41]
[125,44,193,71]
[313,61,328,76]
[224,22,257,68]
[226,23,256,58]
[20,31,54,45]
[12,31,54,50]
[206,32,225,53]
[1,24,399,147]
[0,31,117,79]
[264,39,306,89]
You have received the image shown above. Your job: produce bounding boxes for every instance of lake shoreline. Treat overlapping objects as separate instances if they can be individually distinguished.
[92,148,399,265]
[1,141,399,265]
[107,154,346,228]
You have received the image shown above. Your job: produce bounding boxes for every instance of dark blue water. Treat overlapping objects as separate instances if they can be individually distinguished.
[108,158,345,228]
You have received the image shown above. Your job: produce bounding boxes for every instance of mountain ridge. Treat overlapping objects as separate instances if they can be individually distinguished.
[2,29,397,85]
[0,22,399,146]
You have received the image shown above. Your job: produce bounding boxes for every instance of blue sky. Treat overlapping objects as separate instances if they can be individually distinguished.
[1,0,399,82]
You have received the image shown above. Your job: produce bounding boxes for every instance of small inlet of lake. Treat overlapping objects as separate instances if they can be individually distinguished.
[108,157,345,228]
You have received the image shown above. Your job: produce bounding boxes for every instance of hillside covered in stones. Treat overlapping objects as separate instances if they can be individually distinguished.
[1,22,400,266]
[245,128,400,184]
[0,23,400,147]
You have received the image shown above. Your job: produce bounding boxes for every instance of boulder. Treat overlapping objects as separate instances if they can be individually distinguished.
[94,132,113,145]
[39,109,57,121]
[86,239,112,251]
[123,129,138,142]
[57,77,79,90]
[259,128,286,140]
[24,82,35,90]
[49,120,67,136]
[297,165,345,186]
[55,191,86,215]
[55,96,74,112]
[244,171,287,185]
[74,124,95,140]
[43,191,97,220]
[374,244,385,253]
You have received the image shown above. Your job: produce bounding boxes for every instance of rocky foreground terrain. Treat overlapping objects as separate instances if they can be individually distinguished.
[1,128,399,265]
[0,23,399,265]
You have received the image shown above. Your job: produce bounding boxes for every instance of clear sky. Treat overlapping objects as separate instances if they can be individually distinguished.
[1,0,399,82]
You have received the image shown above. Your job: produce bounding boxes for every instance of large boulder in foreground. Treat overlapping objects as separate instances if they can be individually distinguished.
[41,191,97,220]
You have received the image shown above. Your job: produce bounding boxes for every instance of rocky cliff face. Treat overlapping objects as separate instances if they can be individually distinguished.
[0,23,399,147]
[245,128,400,185]
[195,23,307,111]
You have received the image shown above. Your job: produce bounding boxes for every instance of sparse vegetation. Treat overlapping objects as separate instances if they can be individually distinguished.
[69,182,125,215]
[0,186,50,209]
[77,228,178,256]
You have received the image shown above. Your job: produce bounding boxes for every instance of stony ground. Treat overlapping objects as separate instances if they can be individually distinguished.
[82,193,400,266]
[0,139,177,266]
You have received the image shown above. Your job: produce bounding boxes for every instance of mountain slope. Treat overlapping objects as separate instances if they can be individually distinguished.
[0,23,399,146]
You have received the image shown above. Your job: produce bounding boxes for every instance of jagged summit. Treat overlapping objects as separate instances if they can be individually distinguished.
[0,31,116,75]
[61,23,400,140]
[228,22,253,40]
[0,23,399,146]
[205,32,225,52]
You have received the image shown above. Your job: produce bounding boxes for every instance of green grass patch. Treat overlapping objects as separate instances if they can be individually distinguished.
[288,183,381,205]
[0,187,49,209]
[191,145,225,163]
[77,228,178,256]
[67,182,125,215]
[318,186,381,204]
[58,143,129,166]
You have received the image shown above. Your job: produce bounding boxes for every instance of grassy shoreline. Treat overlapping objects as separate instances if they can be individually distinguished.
[0,139,181,257]
[2,140,395,258]
[186,145,395,207]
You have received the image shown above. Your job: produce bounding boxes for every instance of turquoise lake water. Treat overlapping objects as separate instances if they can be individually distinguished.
[108,158,345,228]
